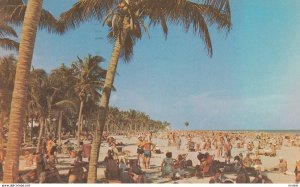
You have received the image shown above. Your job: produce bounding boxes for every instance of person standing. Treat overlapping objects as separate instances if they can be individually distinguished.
[141,139,155,169]
[137,136,144,165]
[46,137,54,156]
[176,136,182,150]
[224,139,232,164]
[148,132,153,142]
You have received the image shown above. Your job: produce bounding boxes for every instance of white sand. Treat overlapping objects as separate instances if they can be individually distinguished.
[17,132,300,183]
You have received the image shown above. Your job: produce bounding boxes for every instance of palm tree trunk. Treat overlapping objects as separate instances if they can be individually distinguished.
[58,111,63,144]
[3,0,43,183]
[80,117,84,134]
[30,117,34,141]
[23,117,27,144]
[36,118,44,153]
[87,37,121,183]
[77,100,84,146]
[0,114,4,162]
[47,97,54,137]
[44,119,49,137]
[105,119,110,132]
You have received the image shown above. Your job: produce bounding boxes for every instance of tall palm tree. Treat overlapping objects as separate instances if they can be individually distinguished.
[1,0,59,181]
[58,0,231,182]
[2,0,44,183]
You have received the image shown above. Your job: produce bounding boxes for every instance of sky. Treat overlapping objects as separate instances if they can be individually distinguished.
[2,0,300,130]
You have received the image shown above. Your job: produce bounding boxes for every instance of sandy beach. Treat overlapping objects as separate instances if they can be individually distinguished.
[17,131,300,183]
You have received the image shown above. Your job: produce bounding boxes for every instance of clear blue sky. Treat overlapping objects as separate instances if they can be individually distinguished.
[2,0,300,130]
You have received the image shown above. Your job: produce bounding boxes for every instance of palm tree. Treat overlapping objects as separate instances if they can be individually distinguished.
[0,55,17,163]
[184,121,189,128]
[184,121,189,135]
[49,64,77,142]
[28,68,58,151]
[71,54,107,146]
[1,0,58,182]
[2,0,44,183]
[58,0,231,182]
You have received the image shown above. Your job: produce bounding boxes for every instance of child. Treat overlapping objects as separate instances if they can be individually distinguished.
[161,152,174,178]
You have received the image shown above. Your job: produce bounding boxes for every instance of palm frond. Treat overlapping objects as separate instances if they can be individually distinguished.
[204,0,231,17]
[0,21,18,37]
[144,0,231,57]
[53,100,78,113]
[160,15,168,40]
[56,0,120,34]
[120,32,135,63]
[0,4,57,32]
[0,38,19,51]
[0,0,23,6]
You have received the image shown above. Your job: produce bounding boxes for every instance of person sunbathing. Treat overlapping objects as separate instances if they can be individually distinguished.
[39,161,62,183]
[252,165,272,183]
[68,162,85,183]
[242,153,253,168]
[235,165,250,183]
[104,150,120,179]
[209,169,227,183]
[19,169,38,183]
[278,157,287,174]
[128,160,145,183]
[174,154,187,170]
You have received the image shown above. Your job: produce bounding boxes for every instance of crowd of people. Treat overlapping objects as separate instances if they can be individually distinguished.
[11,130,300,183]
[157,131,300,183]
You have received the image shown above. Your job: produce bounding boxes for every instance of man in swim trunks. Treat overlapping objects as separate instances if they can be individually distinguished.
[141,138,155,169]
